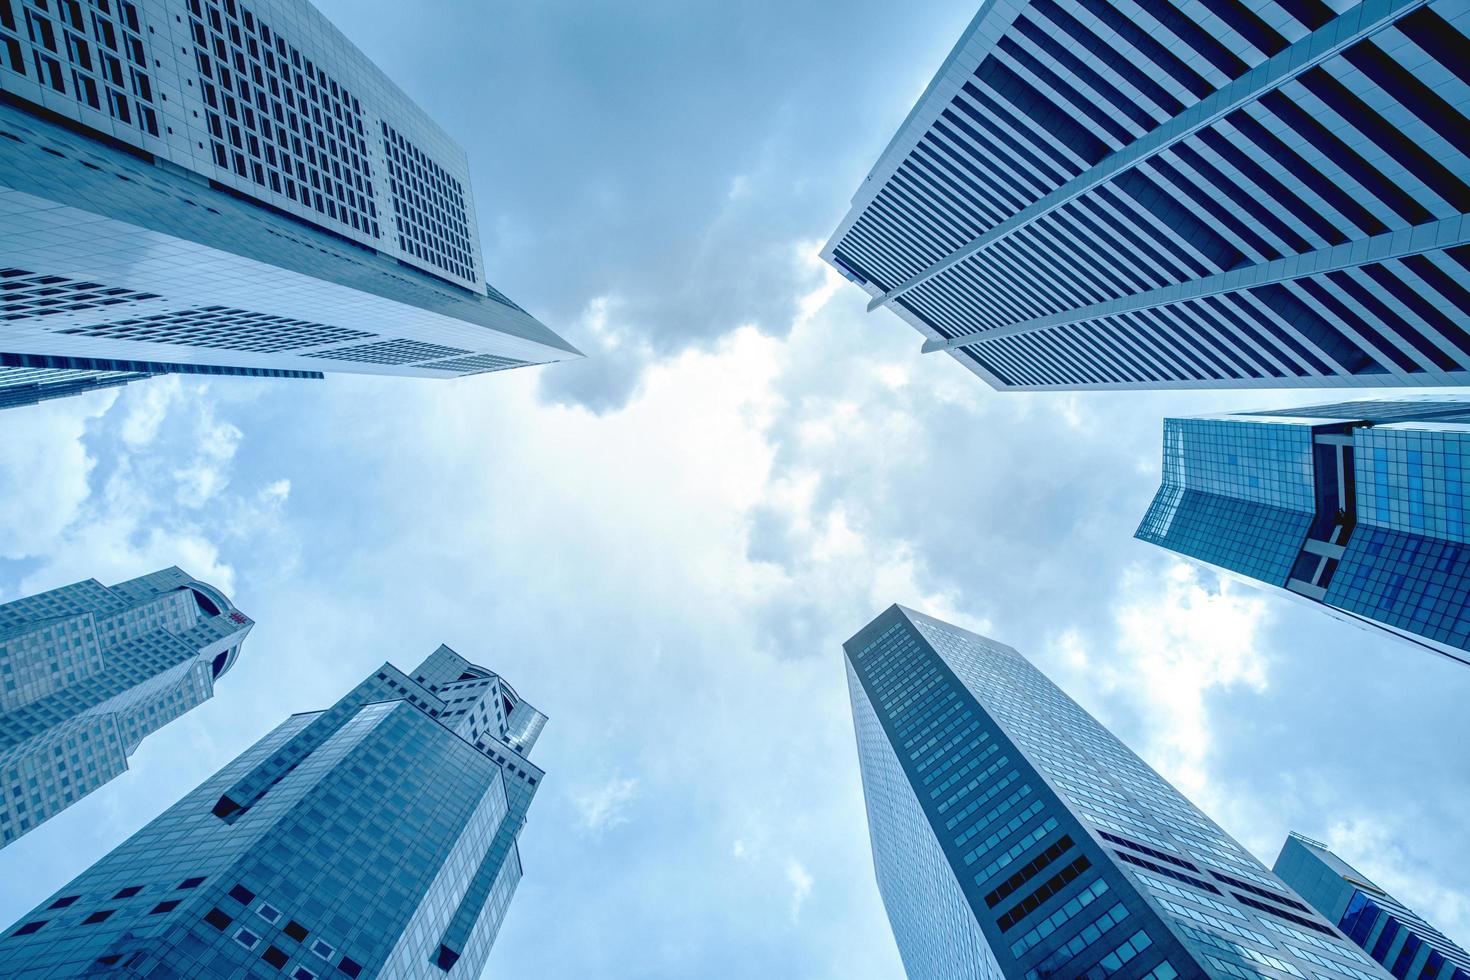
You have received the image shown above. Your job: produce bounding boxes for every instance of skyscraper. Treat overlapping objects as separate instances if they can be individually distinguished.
[1274,833,1470,980]
[0,644,544,978]
[844,604,1390,980]
[823,0,1470,391]
[1136,398,1470,666]
[0,0,579,409]
[0,364,154,410]
[0,566,251,850]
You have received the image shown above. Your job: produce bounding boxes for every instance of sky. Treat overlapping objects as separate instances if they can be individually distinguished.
[1,1,1468,977]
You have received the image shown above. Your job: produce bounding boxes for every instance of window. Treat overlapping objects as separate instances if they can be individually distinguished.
[234,927,262,950]
[291,968,318,980]
[284,919,308,941]
[82,910,114,924]
[47,895,79,909]
[338,956,363,978]
[187,0,378,236]
[262,945,289,968]
[113,886,142,899]
[204,907,232,930]
[228,884,256,904]
[256,902,282,924]
[309,939,336,960]
[177,876,206,889]
[381,122,475,281]
[149,900,179,915]
[11,920,46,936]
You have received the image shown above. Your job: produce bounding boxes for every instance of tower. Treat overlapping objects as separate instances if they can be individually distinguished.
[1137,398,1470,666]
[0,566,251,849]
[0,0,579,409]
[844,604,1389,979]
[1273,833,1470,980]
[823,0,1470,391]
[0,644,544,978]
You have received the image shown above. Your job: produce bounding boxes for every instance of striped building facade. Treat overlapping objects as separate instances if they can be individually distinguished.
[824,0,1470,391]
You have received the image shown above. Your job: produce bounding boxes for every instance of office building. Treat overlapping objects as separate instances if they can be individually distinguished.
[823,0,1470,391]
[0,643,544,978]
[1274,833,1470,980]
[844,604,1389,979]
[0,566,251,849]
[0,364,152,409]
[1137,398,1470,666]
[0,0,579,409]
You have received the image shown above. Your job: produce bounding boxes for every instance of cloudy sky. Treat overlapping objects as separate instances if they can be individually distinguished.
[2,1,1468,976]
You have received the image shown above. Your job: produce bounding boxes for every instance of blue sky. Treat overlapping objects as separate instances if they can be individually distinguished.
[2,1,1468,977]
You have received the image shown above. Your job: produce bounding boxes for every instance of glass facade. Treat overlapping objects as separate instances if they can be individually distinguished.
[1274,833,1470,980]
[0,644,545,978]
[0,0,578,410]
[0,566,251,849]
[0,364,152,409]
[845,605,1389,980]
[823,0,1470,392]
[1137,398,1470,665]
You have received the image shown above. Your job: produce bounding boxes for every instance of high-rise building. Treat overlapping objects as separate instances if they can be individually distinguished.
[0,644,545,978]
[822,0,1470,391]
[1136,398,1470,666]
[844,604,1391,980]
[0,0,579,409]
[1274,833,1470,980]
[0,566,251,850]
[0,364,153,410]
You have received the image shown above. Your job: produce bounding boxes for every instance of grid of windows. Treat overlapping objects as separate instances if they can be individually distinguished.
[421,352,529,376]
[304,338,470,365]
[1025,901,1130,980]
[1355,428,1469,543]
[0,267,159,321]
[1329,527,1470,654]
[1136,417,1316,586]
[187,0,379,237]
[56,305,375,353]
[0,0,159,134]
[382,122,475,282]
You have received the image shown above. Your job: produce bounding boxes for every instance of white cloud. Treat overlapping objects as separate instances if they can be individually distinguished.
[785,859,814,922]
[0,389,116,562]
[572,775,640,835]
[1105,560,1272,801]
[260,479,292,504]
[172,402,243,508]
[2,380,290,600]
[119,376,180,447]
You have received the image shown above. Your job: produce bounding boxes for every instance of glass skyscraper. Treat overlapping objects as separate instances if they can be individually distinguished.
[0,0,579,410]
[1274,833,1470,980]
[0,643,544,978]
[823,0,1470,391]
[0,364,153,410]
[0,566,251,850]
[1136,398,1470,666]
[844,604,1390,980]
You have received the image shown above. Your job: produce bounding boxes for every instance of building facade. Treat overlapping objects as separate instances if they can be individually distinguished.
[0,567,252,849]
[0,644,545,979]
[1136,398,1470,666]
[0,0,578,407]
[823,0,1470,391]
[844,604,1390,980]
[1274,833,1470,980]
[0,363,153,409]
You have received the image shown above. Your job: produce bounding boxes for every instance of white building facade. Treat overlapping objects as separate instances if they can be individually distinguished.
[0,0,578,393]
